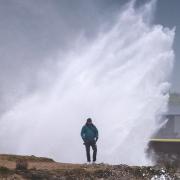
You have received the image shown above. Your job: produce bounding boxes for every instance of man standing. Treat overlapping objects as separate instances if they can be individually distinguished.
[81,118,98,163]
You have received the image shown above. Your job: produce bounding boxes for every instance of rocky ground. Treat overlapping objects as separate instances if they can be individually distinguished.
[0,154,180,179]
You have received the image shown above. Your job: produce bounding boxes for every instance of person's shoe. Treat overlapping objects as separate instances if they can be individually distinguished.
[92,161,96,165]
[84,162,91,166]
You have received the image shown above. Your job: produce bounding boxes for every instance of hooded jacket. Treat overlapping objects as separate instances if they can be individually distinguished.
[81,123,98,142]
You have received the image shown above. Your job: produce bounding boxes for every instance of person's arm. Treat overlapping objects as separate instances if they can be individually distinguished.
[81,126,86,141]
[94,126,99,141]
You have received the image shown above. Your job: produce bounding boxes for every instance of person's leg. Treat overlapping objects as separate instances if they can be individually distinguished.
[85,143,91,162]
[91,141,97,162]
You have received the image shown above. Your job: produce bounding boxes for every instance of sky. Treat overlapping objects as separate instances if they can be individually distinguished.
[0,0,179,113]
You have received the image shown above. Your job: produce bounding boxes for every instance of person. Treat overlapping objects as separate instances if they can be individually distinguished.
[81,118,98,163]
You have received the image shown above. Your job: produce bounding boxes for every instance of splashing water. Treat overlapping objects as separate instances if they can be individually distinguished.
[0,1,175,165]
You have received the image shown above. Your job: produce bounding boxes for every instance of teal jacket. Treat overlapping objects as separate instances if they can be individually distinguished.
[81,124,98,142]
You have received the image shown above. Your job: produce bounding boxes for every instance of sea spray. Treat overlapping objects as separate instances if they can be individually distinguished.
[0,1,175,165]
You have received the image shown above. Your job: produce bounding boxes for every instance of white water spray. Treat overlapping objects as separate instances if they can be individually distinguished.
[0,1,175,165]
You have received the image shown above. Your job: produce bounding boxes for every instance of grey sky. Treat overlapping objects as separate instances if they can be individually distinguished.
[0,0,179,112]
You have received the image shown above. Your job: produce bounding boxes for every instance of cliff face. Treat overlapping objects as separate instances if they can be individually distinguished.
[0,154,179,179]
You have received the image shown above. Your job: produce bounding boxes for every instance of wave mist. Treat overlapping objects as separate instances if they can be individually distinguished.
[0,1,175,165]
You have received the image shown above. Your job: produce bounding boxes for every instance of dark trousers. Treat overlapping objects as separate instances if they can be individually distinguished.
[85,140,97,162]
